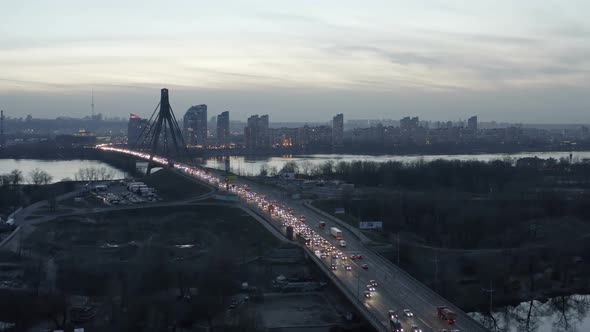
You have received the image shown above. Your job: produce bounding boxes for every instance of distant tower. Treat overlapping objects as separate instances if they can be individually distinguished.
[0,110,4,147]
[332,113,344,147]
[91,90,95,119]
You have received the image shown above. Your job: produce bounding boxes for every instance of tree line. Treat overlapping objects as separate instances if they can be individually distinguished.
[271,157,590,193]
[0,166,117,216]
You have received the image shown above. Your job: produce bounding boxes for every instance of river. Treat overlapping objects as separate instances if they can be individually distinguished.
[470,295,590,332]
[0,159,126,183]
[201,151,590,175]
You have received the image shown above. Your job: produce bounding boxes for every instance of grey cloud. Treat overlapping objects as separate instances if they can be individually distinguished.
[549,22,590,39]
[417,29,540,46]
[0,34,184,50]
[257,12,321,25]
[183,66,290,83]
[327,45,440,66]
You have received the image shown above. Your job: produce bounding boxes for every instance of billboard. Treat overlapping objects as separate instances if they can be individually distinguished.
[359,221,383,229]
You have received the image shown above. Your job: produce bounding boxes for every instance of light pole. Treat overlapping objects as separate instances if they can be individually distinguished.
[482,280,495,317]
[431,249,440,292]
[396,233,400,266]
[356,269,361,301]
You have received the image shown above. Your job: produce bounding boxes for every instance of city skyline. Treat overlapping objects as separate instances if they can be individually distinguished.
[1,1,589,122]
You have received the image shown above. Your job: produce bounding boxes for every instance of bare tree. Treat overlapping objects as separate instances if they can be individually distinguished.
[300,160,313,176]
[75,167,101,181]
[259,165,269,177]
[0,174,11,186]
[9,169,23,185]
[28,168,53,185]
[280,161,299,174]
[98,167,115,180]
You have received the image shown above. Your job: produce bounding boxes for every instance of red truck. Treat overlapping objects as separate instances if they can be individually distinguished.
[437,306,457,324]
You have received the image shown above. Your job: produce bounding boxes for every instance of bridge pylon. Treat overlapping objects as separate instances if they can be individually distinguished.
[132,88,190,175]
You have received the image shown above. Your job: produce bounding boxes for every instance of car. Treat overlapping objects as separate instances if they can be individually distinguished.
[369,279,378,286]
[361,264,369,270]
[350,254,357,259]
[340,255,347,260]
[345,265,352,271]
[403,309,414,317]
[366,285,375,292]
[388,310,399,319]
[411,326,423,332]
[390,318,403,332]
[331,264,337,270]
[364,291,371,299]
[356,254,363,259]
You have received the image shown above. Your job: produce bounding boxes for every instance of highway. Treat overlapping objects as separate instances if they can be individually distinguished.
[99,146,489,332]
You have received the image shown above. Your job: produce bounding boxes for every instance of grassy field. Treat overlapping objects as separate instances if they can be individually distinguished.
[142,168,212,200]
[27,205,278,259]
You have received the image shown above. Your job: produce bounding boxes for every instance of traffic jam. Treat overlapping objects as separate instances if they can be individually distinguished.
[99,147,378,300]
[98,146,447,332]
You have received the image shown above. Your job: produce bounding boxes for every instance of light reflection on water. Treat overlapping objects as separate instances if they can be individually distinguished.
[201,151,590,175]
[0,159,126,183]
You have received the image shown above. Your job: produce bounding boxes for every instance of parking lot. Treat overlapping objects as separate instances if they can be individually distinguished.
[89,180,162,206]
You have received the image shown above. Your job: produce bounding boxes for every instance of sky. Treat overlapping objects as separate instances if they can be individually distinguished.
[1,0,589,123]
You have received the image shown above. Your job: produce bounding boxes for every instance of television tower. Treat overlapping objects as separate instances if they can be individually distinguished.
[91,90,95,119]
[0,110,4,147]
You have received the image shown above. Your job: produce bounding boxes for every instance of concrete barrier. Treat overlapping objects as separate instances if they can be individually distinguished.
[303,246,387,332]
[0,226,20,248]
[241,200,387,331]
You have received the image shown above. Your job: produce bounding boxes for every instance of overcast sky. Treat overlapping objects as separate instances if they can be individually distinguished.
[1,0,589,122]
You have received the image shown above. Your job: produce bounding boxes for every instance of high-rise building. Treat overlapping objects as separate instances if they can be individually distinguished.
[400,116,419,130]
[183,105,207,145]
[244,114,270,149]
[216,111,230,145]
[468,116,478,131]
[127,113,148,146]
[245,115,259,148]
[332,113,344,147]
[259,115,269,147]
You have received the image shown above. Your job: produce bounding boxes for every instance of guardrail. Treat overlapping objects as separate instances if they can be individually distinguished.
[241,199,387,331]
[303,245,388,332]
[364,244,488,331]
[7,207,22,220]
[0,226,20,248]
